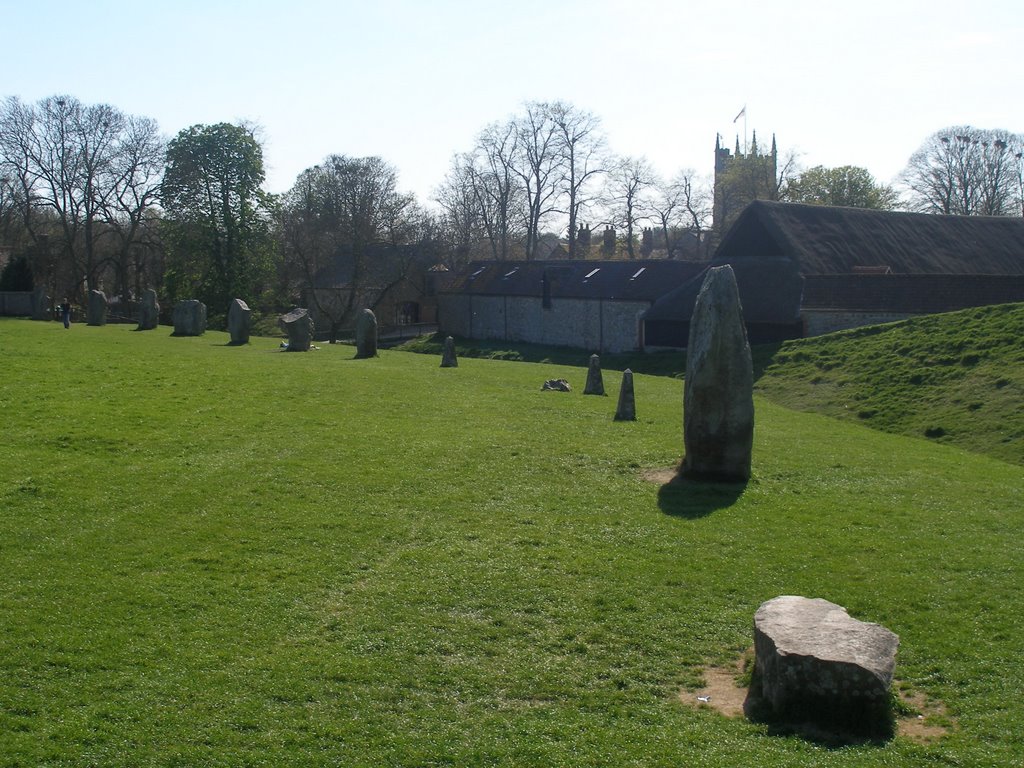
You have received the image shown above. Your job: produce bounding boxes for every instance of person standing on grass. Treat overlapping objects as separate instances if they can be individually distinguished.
[60,298,71,329]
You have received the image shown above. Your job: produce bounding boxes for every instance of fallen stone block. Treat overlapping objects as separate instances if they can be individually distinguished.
[753,595,899,734]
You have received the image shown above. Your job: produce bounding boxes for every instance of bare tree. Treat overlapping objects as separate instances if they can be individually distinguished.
[546,101,607,259]
[433,153,483,269]
[100,114,165,304]
[0,95,170,304]
[901,126,1023,216]
[472,122,524,260]
[280,155,418,340]
[513,103,564,260]
[608,156,656,259]
[649,170,712,259]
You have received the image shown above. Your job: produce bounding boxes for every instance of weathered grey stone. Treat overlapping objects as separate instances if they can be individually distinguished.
[354,308,378,358]
[86,290,108,326]
[173,299,207,336]
[753,596,899,730]
[541,379,571,392]
[279,308,313,351]
[614,368,636,421]
[583,354,605,395]
[681,265,753,480]
[137,288,160,330]
[31,287,50,321]
[440,335,458,368]
[228,298,251,344]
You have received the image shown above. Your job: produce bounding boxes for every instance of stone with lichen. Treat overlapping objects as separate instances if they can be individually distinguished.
[681,265,753,480]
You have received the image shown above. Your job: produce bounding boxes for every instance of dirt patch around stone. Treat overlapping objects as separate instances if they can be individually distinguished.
[681,662,750,718]
[679,653,954,746]
[895,688,953,744]
[641,467,678,485]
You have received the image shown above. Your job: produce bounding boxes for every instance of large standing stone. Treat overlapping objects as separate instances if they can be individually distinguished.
[753,596,899,731]
[440,335,458,368]
[31,287,50,321]
[354,308,378,358]
[137,288,160,330]
[228,298,251,345]
[583,354,605,395]
[613,369,636,421]
[279,308,313,351]
[87,290,108,326]
[681,265,753,480]
[173,299,207,336]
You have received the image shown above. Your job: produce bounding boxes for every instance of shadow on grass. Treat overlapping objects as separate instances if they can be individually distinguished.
[397,333,790,383]
[656,473,748,519]
[741,681,896,749]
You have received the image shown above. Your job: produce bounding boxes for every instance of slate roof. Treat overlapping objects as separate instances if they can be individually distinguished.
[643,259,804,325]
[441,260,708,302]
[716,200,1024,275]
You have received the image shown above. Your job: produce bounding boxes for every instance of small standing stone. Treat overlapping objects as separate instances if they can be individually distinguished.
[583,354,605,395]
[354,308,378,358]
[228,298,251,345]
[31,287,50,321]
[137,288,160,330]
[753,596,899,733]
[440,335,458,368]
[87,290,108,326]
[279,308,313,351]
[173,300,207,336]
[613,369,636,421]
[681,265,753,480]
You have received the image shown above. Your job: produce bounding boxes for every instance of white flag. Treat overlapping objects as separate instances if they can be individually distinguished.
[733,106,746,123]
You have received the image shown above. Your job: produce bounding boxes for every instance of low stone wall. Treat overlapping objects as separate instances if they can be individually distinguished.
[802,309,914,337]
[0,291,33,316]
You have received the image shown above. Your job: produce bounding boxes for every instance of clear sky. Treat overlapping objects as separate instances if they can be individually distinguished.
[3,0,1021,206]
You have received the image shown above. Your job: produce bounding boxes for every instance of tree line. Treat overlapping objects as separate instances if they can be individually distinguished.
[2,93,1022,329]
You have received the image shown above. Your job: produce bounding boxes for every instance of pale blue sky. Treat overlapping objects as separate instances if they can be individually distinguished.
[3,0,1021,205]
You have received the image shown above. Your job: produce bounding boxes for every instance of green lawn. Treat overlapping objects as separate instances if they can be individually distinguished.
[1,319,1022,766]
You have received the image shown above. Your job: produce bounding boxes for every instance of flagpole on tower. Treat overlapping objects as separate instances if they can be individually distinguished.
[733,105,747,153]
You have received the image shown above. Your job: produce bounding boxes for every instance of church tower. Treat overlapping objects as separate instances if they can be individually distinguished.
[712,131,778,242]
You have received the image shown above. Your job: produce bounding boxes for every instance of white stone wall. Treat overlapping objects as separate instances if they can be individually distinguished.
[438,294,648,352]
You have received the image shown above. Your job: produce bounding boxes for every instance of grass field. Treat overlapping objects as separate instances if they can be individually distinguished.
[1,318,1022,766]
[755,303,1024,466]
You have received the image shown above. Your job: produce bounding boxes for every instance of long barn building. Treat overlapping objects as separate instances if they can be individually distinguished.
[440,202,1024,352]
[437,260,705,353]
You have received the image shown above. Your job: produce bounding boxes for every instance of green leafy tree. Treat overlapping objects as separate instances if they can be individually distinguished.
[160,123,276,314]
[788,165,899,210]
[0,253,33,291]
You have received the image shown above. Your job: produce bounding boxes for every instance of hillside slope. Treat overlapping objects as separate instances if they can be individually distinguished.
[754,303,1024,464]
